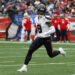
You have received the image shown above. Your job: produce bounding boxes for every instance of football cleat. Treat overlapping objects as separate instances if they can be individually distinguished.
[59,47,66,56]
[17,65,27,72]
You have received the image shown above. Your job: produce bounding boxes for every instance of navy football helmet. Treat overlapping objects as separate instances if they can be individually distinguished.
[37,4,46,15]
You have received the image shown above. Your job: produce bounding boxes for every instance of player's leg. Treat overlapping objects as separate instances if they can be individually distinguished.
[61,30,64,42]
[24,38,43,65]
[44,37,66,58]
[44,38,60,58]
[17,37,43,72]
[56,28,60,41]
[20,27,25,42]
[27,30,31,41]
[65,30,68,42]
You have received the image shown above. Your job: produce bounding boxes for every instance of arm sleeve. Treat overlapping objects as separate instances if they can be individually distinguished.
[43,26,55,35]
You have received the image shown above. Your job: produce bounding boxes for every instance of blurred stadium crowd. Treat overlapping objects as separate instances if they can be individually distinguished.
[0,0,75,42]
[0,0,75,17]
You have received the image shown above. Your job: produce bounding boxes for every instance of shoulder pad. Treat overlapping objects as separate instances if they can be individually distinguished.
[45,15,51,20]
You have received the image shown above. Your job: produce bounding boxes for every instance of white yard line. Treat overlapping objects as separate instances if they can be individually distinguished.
[0,61,15,63]
[0,64,22,67]
[0,47,75,50]
[0,41,75,45]
[0,61,35,64]
[0,56,48,58]
[0,54,75,58]
[0,56,25,58]
[0,41,31,44]
[0,62,75,67]
[0,52,22,54]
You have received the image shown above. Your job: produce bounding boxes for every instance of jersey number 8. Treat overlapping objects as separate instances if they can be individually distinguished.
[37,24,42,33]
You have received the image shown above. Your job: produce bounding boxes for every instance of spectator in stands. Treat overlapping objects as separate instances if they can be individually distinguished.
[47,1,54,15]
[63,0,69,4]
[0,0,6,7]
[34,0,41,5]
[0,0,6,14]
[21,1,28,11]
[41,0,47,4]
[28,3,35,15]
[7,0,14,5]
[0,8,3,15]
[34,0,41,9]
[54,1,59,10]
[59,1,65,13]
[54,9,61,16]
[0,1,3,14]
[64,4,71,17]
[21,0,27,6]
[70,0,75,7]
[6,1,16,23]
[14,0,26,15]
[59,13,69,43]
[71,7,75,17]
[5,0,9,3]
[52,14,60,41]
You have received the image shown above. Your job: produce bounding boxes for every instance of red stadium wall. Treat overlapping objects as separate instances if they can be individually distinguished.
[0,16,11,38]
[69,17,75,41]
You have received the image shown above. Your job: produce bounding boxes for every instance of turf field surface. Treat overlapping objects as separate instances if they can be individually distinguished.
[0,41,75,75]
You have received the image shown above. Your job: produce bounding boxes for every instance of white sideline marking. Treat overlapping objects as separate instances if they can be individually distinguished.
[0,56,25,58]
[0,62,75,67]
[49,63,65,64]
[0,63,64,67]
[0,56,48,58]
[0,41,75,45]
[0,64,22,67]
[0,55,75,58]
[0,61,35,64]
[0,47,75,51]
[0,61,15,63]
[0,52,22,54]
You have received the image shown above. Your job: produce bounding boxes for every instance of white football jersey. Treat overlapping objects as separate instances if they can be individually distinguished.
[35,15,55,38]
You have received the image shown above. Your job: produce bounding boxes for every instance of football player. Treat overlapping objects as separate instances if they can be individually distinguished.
[17,4,66,72]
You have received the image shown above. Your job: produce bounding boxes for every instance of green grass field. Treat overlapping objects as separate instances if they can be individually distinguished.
[0,41,75,75]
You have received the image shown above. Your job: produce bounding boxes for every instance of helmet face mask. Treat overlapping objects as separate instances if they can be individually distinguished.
[38,10,45,15]
[37,4,46,15]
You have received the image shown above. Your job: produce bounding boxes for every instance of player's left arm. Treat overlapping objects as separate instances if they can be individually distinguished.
[43,25,55,35]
